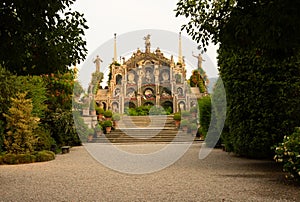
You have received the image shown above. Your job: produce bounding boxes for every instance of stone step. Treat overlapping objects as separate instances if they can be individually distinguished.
[92,115,200,143]
[117,115,175,128]
[93,133,196,143]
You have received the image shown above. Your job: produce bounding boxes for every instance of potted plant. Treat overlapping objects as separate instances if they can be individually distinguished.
[103,120,113,134]
[96,107,104,120]
[104,110,113,120]
[190,106,198,118]
[112,113,121,128]
[180,119,189,132]
[94,124,103,137]
[87,128,94,142]
[181,110,191,118]
[173,112,181,128]
[189,123,198,135]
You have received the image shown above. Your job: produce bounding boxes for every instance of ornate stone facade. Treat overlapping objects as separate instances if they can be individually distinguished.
[94,34,203,113]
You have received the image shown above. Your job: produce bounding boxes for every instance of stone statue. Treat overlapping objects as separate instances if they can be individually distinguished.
[145,69,152,83]
[93,55,103,72]
[192,52,205,70]
[127,72,136,84]
[144,34,151,52]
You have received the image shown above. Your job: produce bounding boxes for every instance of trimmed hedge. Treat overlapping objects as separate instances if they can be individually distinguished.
[0,150,55,165]
[198,96,211,137]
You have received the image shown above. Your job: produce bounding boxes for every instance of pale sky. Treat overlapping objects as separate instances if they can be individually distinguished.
[71,0,219,88]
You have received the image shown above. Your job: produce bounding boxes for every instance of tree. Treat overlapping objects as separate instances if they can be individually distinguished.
[0,0,88,75]
[3,93,39,154]
[175,0,300,54]
[175,0,300,158]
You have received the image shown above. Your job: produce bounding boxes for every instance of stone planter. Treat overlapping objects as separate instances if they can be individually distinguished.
[82,108,89,116]
[90,110,96,116]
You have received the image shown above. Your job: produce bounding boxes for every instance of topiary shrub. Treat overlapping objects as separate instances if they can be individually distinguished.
[112,113,121,121]
[198,96,211,137]
[96,107,104,115]
[274,127,300,182]
[181,111,191,117]
[14,154,36,164]
[104,110,113,118]
[180,119,189,127]
[35,150,55,162]
[189,123,198,131]
[0,150,55,164]
[173,113,181,121]
[103,120,113,128]
[2,153,17,164]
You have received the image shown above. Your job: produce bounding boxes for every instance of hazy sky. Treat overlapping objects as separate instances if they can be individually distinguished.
[71,0,219,88]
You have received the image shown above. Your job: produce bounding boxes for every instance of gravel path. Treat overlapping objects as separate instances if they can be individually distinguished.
[0,142,299,202]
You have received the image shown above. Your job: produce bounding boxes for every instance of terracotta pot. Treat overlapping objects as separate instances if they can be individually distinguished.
[98,114,103,120]
[191,130,197,135]
[174,120,181,128]
[182,126,188,132]
[96,131,102,137]
[113,121,118,128]
[105,126,112,134]
[88,135,93,142]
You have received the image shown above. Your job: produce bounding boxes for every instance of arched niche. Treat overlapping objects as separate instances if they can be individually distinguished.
[116,74,122,85]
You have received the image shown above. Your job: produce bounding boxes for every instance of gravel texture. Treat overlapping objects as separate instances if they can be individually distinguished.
[0,142,299,202]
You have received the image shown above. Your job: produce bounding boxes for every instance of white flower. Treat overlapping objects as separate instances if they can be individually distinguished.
[298,171,300,176]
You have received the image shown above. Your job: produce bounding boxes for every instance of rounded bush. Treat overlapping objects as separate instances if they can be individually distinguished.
[15,154,36,164]
[112,113,121,121]
[2,153,17,164]
[35,150,55,162]
[181,111,191,117]
[173,113,181,121]
[180,119,189,127]
[96,107,104,115]
[103,120,112,127]
[189,123,198,130]
[104,110,113,118]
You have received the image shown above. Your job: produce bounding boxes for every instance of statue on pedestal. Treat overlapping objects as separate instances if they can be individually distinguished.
[192,52,205,70]
[144,34,151,53]
[93,55,103,72]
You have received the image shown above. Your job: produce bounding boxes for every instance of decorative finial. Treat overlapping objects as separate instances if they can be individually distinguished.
[178,32,183,63]
[114,33,117,62]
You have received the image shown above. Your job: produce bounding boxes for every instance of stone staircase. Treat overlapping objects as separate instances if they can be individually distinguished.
[93,115,198,143]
